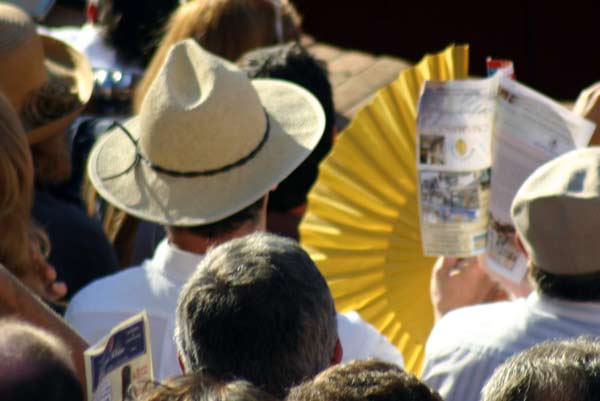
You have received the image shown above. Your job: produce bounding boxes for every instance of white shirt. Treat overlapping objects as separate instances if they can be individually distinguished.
[337,311,404,366]
[66,240,403,380]
[421,292,600,401]
[66,239,202,379]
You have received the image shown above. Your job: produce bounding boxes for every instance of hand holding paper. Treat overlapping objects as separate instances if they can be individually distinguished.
[430,257,506,321]
[573,81,600,145]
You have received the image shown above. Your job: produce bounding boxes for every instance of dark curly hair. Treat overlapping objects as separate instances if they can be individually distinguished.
[240,42,335,212]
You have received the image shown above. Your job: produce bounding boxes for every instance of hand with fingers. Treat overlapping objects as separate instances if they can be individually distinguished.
[430,256,507,321]
[18,240,67,302]
[573,82,600,145]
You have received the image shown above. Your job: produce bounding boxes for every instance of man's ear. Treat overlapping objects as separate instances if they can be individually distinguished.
[515,233,528,257]
[177,352,186,374]
[330,338,343,366]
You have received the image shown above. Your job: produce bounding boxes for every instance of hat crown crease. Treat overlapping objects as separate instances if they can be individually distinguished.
[137,39,267,173]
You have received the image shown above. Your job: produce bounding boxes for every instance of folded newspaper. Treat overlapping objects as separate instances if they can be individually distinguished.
[417,71,595,282]
[84,311,154,401]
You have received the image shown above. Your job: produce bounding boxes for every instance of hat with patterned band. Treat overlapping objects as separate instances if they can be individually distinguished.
[87,39,325,226]
[0,3,93,144]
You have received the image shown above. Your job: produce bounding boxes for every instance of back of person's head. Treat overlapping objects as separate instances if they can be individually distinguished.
[137,373,279,401]
[0,319,83,401]
[95,0,180,66]
[175,232,337,398]
[482,337,600,401]
[167,195,267,241]
[511,147,600,301]
[0,92,49,277]
[287,359,443,401]
[239,42,334,213]
[134,0,302,112]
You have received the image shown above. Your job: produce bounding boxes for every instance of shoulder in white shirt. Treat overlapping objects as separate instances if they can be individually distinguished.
[421,293,600,401]
[67,241,405,379]
[337,311,404,367]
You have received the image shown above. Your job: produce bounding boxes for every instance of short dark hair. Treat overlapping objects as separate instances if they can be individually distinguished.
[0,319,83,401]
[288,359,443,401]
[482,337,600,401]
[96,0,180,66]
[530,264,600,301]
[137,373,278,401]
[168,196,266,239]
[240,42,335,212]
[175,232,337,398]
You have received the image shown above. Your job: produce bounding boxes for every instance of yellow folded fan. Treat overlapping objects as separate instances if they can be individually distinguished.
[299,44,469,374]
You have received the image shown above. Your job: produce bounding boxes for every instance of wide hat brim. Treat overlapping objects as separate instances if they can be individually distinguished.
[88,79,325,226]
[27,35,93,144]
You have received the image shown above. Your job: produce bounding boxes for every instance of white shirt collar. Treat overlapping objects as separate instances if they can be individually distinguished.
[528,291,600,323]
[146,239,205,285]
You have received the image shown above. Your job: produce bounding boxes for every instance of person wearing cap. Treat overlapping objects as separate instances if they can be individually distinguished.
[420,147,600,401]
[65,38,328,380]
[0,3,118,300]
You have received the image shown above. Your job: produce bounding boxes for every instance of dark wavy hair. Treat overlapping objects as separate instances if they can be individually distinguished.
[288,359,443,401]
[530,263,600,302]
[240,42,334,212]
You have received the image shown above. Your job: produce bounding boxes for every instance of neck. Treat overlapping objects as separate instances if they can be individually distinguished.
[167,220,260,254]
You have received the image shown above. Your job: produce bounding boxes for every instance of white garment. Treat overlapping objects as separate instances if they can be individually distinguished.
[67,239,404,380]
[66,239,201,379]
[337,311,404,367]
[38,24,143,74]
[421,292,600,401]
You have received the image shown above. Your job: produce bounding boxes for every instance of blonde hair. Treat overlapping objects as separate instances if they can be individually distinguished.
[137,373,278,401]
[0,93,48,276]
[133,0,302,112]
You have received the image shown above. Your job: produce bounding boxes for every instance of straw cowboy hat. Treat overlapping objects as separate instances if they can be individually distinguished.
[88,39,325,226]
[0,3,93,144]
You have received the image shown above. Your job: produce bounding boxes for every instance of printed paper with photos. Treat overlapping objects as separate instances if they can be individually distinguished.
[484,76,595,282]
[84,312,154,401]
[416,74,595,280]
[417,79,495,257]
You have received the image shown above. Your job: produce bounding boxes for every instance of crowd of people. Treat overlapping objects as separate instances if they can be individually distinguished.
[2,1,600,401]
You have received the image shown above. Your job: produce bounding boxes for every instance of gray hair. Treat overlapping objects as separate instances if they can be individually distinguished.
[482,337,600,401]
[175,232,337,398]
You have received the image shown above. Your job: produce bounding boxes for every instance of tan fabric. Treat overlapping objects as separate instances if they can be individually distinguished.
[88,39,325,226]
[2,0,55,19]
[0,3,92,144]
[511,147,600,275]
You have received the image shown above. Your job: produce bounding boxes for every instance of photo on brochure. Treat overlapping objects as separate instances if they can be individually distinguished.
[416,68,595,281]
[419,170,487,224]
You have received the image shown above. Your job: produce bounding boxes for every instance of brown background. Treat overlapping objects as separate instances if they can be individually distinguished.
[293,0,600,100]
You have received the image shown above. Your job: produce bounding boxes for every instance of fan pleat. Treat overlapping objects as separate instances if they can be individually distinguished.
[300,45,469,374]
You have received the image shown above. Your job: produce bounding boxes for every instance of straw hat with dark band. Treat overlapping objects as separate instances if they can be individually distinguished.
[0,3,93,144]
[88,39,325,226]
